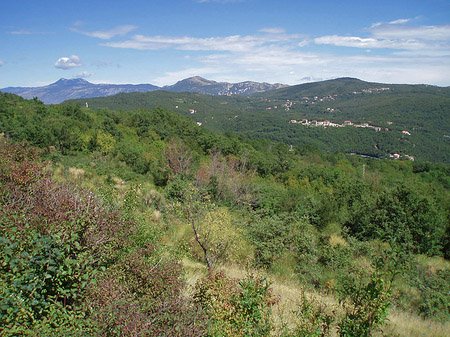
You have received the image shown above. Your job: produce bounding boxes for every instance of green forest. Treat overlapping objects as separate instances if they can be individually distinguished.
[67,78,450,163]
[1,91,450,336]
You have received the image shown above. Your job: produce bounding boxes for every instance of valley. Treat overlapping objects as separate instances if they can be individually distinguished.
[67,77,450,163]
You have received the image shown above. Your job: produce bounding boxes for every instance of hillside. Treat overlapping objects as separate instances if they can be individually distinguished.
[67,78,450,163]
[1,91,450,336]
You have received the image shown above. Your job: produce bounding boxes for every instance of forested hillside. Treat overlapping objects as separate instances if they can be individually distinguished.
[1,91,450,336]
[67,78,450,163]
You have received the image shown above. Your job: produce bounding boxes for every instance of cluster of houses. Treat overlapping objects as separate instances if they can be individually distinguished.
[300,95,336,104]
[289,119,385,132]
[297,87,391,105]
[357,87,391,94]
[265,99,294,111]
[390,153,415,161]
[264,87,391,110]
[289,118,413,138]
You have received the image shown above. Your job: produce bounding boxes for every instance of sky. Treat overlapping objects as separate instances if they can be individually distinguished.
[1,0,450,88]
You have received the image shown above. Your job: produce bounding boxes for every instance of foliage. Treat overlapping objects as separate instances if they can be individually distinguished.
[1,90,450,333]
[65,78,450,163]
[168,181,247,269]
[194,271,276,337]
[345,185,445,256]
[287,293,334,337]
[0,139,205,336]
[247,214,293,268]
[0,233,95,335]
[86,247,207,337]
[413,264,450,321]
[336,254,396,337]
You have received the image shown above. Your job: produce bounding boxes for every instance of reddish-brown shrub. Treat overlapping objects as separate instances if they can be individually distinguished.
[0,140,207,335]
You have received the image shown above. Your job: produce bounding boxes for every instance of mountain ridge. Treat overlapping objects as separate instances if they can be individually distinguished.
[1,76,288,104]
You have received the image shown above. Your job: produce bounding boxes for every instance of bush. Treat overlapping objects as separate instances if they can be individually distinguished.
[194,271,276,337]
[416,267,450,321]
[0,140,206,336]
[336,268,393,337]
[286,293,334,337]
[248,215,293,269]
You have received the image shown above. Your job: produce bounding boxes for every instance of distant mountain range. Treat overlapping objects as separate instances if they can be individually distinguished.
[1,76,288,104]
[164,76,287,96]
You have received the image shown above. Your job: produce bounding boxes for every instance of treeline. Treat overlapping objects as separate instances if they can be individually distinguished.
[1,92,450,335]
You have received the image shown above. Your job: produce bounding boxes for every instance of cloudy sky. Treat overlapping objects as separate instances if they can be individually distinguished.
[1,0,449,87]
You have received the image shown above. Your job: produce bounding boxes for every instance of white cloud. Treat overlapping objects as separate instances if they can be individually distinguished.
[71,25,138,40]
[55,55,83,70]
[298,40,310,47]
[152,67,222,86]
[103,34,259,51]
[9,30,54,35]
[314,35,427,50]
[97,23,450,86]
[0,60,3,66]
[10,30,32,35]
[371,24,450,41]
[152,47,450,86]
[314,20,450,57]
[371,18,414,28]
[389,18,412,25]
[102,30,298,51]
[73,71,93,78]
[259,27,286,34]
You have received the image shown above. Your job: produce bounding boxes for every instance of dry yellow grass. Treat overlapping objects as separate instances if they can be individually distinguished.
[182,260,450,337]
[68,166,85,179]
[385,310,450,337]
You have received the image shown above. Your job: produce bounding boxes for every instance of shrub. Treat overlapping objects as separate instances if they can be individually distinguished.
[287,293,334,337]
[416,267,450,321]
[336,269,393,337]
[194,271,276,337]
[0,140,206,335]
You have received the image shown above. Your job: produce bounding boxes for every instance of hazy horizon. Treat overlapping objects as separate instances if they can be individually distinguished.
[1,0,449,88]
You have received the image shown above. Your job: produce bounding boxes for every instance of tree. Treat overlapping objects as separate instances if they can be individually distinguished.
[96,130,116,155]
[165,138,193,178]
[179,184,243,270]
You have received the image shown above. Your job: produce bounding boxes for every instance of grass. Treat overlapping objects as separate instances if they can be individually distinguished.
[385,311,450,337]
[181,258,450,337]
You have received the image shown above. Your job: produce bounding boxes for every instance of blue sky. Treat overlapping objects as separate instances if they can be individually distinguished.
[1,0,449,87]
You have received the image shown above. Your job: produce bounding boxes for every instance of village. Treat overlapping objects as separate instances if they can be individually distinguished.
[288,118,386,132]
[287,118,416,161]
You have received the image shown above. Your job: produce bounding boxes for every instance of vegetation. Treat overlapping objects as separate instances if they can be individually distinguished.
[66,78,450,162]
[1,90,450,336]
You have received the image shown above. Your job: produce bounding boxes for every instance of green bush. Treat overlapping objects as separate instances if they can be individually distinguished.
[0,233,95,335]
[194,271,276,337]
[286,293,334,337]
[416,268,450,321]
[336,269,393,337]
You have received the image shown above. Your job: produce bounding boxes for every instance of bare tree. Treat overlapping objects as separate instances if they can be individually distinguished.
[164,138,193,177]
